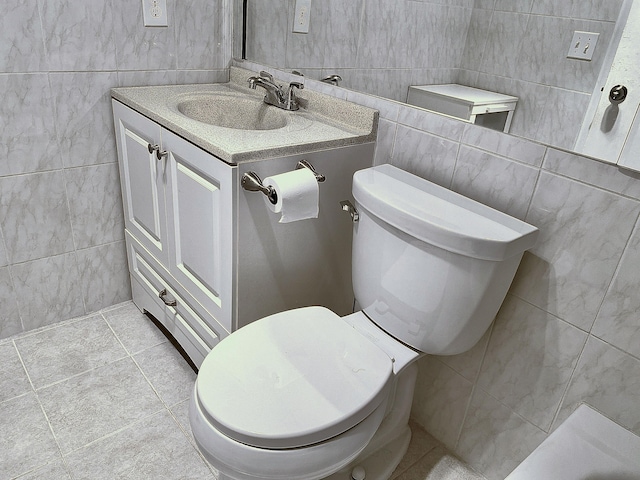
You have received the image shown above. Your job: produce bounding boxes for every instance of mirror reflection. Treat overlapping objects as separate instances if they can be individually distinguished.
[239,0,636,164]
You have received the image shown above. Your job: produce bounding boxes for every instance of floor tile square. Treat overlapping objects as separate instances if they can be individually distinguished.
[15,314,127,389]
[134,342,196,407]
[0,342,32,402]
[14,458,73,480]
[65,410,214,480]
[0,392,60,479]
[103,301,167,354]
[37,357,163,453]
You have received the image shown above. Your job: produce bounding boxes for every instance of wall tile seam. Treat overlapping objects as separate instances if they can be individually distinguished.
[3,260,25,336]
[538,162,640,203]
[0,389,34,408]
[447,141,466,190]
[99,300,135,315]
[456,143,546,169]
[448,323,496,450]
[416,354,476,451]
[584,208,640,338]
[392,121,464,145]
[30,351,133,396]
[1,237,124,271]
[468,7,495,76]
[526,13,618,23]
[463,383,549,436]
[505,291,597,336]
[461,68,597,95]
[546,332,603,432]
[4,310,107,346]
[75,239,126,254]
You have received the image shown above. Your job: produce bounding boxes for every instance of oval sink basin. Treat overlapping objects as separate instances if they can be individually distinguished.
[176,94,288,130]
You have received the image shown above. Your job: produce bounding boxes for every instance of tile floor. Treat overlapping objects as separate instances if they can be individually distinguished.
[0,301,485,480]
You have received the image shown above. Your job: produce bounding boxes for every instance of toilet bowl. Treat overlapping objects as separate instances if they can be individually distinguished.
[190,164,539,480]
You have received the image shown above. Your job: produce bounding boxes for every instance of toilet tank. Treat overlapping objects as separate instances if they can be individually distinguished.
[351,165,538,355]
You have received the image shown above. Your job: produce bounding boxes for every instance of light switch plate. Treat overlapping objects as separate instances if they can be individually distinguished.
[293,0,311,34]
[567,31,599,61]
[142,0,168,27]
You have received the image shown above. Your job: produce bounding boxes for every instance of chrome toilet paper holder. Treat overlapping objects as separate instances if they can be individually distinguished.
[241,160,325,204]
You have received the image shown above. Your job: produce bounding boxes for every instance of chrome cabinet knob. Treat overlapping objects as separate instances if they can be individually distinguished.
[147,144,168,161]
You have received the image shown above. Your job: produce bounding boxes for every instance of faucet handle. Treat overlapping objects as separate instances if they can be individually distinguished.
[259,71,274,82]
[285,82,304,111]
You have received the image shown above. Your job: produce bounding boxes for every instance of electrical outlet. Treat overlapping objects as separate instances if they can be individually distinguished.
[142,0,168,27]
[293,0,311,34]
[567,31,599,61]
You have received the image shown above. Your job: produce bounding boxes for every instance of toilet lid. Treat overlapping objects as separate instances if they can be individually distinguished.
[196,306,393,449]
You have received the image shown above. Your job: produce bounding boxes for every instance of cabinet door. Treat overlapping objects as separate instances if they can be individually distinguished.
[112,101,168,264]
[162,129,235,334]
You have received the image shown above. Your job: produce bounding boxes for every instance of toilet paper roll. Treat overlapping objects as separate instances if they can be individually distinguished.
[263,168,319,223]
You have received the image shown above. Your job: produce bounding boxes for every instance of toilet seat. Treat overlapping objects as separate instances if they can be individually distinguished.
[196,306,394,449]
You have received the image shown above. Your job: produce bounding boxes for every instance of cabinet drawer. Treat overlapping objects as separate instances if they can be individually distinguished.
[126,231,220,366]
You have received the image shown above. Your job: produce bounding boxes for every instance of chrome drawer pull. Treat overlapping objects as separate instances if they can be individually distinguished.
[158,288,177,307]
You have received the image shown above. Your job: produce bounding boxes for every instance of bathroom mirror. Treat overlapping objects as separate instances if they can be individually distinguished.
[236,0,638,165]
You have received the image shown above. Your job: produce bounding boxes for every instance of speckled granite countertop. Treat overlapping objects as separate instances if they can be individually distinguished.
[111,67,378,164]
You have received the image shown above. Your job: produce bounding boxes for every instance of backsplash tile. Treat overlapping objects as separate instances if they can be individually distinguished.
[451,145,539,220]
[175,0,229,70]
[512,171,640,330]
[391,125,459,188]
[591,222,640,358]
[477,295,587,431]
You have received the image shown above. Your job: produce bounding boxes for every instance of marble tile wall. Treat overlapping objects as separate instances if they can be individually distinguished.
[0,0,232,339]
[240,60,640,479]
[244,0,473,102]
[460,0,623,149]
[364,89,640,479]
[244,0,624,147]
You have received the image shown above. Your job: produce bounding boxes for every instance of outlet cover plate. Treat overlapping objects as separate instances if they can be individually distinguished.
[293,0,311,34]
[143,0,168,27]
[567,31,599,61]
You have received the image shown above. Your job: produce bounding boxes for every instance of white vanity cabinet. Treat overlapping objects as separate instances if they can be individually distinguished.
[113,100,233,366]
[112,95,376,368]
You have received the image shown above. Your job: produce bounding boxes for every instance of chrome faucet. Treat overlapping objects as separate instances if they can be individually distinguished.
[322,74,342,86]
[247,71,304,111]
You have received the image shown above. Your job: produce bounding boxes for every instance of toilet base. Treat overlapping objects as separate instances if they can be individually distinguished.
[324,426,411,480]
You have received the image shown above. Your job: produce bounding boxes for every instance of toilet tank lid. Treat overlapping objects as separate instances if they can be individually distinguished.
[352,164,539,261]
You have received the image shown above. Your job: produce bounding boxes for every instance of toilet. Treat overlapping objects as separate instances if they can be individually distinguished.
[189,164,539,480]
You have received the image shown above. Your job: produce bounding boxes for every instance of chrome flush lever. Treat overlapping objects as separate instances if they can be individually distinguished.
[340,200,359,222]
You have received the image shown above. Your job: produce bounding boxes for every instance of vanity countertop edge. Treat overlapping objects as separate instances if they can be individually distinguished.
[111,67,379,165]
